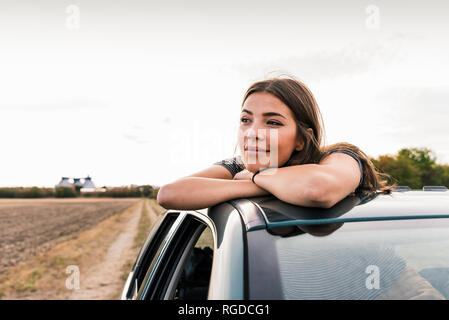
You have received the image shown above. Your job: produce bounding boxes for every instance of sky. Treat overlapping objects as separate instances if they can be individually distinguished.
[1,0,449,188]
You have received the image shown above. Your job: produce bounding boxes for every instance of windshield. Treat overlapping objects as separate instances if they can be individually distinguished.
[268,218,449,300]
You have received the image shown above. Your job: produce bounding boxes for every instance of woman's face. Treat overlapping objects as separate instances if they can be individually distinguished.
[238,92,307,173]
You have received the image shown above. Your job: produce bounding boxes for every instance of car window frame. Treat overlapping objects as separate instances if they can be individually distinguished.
[137,211,217,300]
[121,211,180,300]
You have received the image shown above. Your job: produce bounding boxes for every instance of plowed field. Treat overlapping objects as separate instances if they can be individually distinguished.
[0,198,140,275]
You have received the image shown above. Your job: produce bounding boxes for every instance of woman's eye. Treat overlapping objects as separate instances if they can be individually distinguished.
[240,118,281,126]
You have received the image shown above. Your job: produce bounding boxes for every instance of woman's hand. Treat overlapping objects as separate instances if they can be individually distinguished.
[233,169,254,181]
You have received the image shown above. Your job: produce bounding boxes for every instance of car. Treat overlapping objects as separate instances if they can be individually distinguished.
[121,186,449,300]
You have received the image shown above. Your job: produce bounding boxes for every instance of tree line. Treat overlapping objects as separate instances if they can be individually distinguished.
[371,147,449,189]
[0,185,159,199]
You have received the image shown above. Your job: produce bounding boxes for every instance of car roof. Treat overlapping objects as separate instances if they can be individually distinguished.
[205,190,449,231]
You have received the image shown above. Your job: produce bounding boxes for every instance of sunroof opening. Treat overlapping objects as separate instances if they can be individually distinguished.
[252,192,376,225]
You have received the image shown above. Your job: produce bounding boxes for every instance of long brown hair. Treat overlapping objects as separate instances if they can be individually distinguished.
[237,74,396,195]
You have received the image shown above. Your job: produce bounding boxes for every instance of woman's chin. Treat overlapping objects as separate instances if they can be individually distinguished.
[243,155,280,173]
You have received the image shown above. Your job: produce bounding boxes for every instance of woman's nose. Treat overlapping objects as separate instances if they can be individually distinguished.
[246,123,267,141]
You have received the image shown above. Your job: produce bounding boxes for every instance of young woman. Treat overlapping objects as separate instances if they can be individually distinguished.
[157,76,396,210]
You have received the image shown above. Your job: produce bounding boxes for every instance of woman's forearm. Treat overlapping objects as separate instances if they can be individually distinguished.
[253,164,329,208]
[157,177,270,210]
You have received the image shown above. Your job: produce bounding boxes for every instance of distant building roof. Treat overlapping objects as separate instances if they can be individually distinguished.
[55,176,97,189]
[82,176,95,189]
[56,177,73,188]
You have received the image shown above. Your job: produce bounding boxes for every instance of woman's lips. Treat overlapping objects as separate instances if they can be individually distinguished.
[245,149,270,154]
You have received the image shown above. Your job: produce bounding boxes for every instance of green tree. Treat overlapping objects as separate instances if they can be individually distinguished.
[372,154,421,188]
[398,147,438,186]
[372,147,448,189]
[54,186,77,198]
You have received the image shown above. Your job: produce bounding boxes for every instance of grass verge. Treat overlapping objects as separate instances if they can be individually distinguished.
[119,199,163,284]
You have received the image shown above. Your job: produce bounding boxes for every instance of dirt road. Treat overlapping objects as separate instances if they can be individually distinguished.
[69,199,159,299]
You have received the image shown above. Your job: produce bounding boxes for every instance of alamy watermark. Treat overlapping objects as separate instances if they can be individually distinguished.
[66,265,80,290]
[244,128,279,175]
[168,123,280,175]
[65,5,81,30]
[365,265,380,290]
[365,5,380,30]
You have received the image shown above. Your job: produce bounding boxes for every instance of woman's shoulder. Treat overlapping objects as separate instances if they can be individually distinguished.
[320,142,365,188]
[213,155,245,177]
[320,142,364,161]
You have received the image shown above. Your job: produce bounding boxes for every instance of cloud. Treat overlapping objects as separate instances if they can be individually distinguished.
[122,132,153,144]
[232,33,409,81]
[374,85,449,157]
[1,98,108,111]
[377,85,449,121]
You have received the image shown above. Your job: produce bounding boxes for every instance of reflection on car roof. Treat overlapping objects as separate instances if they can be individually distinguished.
[246,191,449,228]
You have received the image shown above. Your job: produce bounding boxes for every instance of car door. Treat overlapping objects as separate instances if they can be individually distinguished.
[123,211,216,300]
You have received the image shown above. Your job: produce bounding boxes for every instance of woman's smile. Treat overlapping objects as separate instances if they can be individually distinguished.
[244,145,270,155]
[245,149,270,155]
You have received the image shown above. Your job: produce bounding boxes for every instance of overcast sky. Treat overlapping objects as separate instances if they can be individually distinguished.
[1,0,449,188]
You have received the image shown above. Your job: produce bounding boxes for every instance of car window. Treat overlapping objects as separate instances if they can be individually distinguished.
[262,218,449,300]
[173,226,214,300]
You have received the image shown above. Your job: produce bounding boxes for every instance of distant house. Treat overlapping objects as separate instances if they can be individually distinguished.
[55,175,106,193]
[56,177,73,188]
[81,176,98,193]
